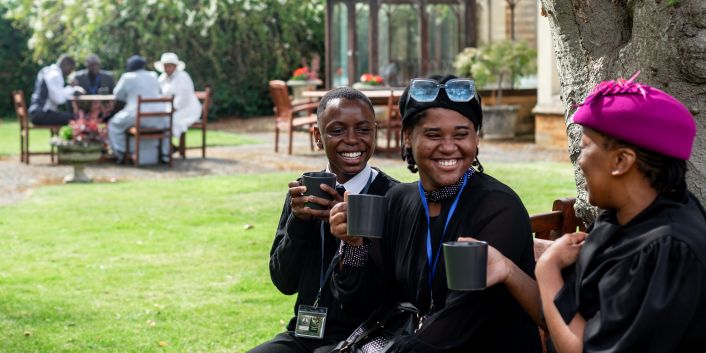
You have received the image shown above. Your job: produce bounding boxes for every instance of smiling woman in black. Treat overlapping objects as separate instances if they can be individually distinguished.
[329,75,542,353]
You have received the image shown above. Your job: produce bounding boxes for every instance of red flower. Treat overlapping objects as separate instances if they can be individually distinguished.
[360,73,384,85]
[291,67,310,81]
[67,115,106,144]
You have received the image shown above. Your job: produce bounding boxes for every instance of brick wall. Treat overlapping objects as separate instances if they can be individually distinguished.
[535,112,569,149]
[480,89,537,135]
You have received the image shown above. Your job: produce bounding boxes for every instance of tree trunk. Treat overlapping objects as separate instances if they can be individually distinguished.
[539,0,706,224]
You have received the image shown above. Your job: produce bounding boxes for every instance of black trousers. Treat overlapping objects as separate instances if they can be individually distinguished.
[247,331,338,353]
[29,110,74,126]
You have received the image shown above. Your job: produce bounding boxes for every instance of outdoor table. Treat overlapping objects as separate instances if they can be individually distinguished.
[71,94,116,120]
[72,94,116,102]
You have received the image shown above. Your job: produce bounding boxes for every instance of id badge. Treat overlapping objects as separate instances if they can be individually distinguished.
[294,305,328,339]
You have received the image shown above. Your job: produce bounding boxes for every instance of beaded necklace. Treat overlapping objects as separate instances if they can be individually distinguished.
[423,168,475,203]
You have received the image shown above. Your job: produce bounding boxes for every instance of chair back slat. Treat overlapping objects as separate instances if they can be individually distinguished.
[127,95,174,167]
[12,90,29,129]
[530,197,583,241]
[268,80,293,118]
[195,86,212,123]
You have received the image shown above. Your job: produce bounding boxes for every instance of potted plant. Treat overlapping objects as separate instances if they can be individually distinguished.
[454,40,536,139]
[285,54,323,102]
[51,114,106,183]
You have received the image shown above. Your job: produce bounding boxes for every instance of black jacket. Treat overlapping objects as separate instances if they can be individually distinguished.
[555,190,706,353]
[269,168,399,341]
[73,69,115,95]
[333,172,542,353]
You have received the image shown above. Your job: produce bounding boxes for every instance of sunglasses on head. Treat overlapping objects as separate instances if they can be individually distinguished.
[408,78,476,103]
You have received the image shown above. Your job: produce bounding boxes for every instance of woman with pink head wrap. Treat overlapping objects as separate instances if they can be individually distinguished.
[477,73,706,353]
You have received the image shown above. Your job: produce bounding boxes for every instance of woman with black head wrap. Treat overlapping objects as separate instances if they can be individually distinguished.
[329,75,542,353]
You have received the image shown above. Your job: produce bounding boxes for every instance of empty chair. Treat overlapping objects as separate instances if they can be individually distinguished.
[177,87,212,159]
[268,80,317,155]
[380,89,402,157]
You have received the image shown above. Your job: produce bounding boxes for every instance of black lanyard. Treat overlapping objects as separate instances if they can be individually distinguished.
[313,170,374,307]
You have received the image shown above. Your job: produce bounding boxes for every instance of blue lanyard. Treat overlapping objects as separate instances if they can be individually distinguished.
[418,173,468,290]
[314,170,374,307]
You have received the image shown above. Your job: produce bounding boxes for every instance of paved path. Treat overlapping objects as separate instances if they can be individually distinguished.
[0,120,570,206]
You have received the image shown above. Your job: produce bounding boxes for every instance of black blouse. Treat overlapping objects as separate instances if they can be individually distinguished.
[333,172,542,353]
[554,191,706,353]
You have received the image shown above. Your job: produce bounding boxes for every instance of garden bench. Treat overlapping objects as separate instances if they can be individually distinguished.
[529,197,584,353]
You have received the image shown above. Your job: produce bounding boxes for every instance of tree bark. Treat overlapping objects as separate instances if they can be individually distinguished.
[539,0,706,224]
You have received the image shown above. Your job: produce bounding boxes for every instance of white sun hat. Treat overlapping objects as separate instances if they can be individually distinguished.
[154,52,186,72]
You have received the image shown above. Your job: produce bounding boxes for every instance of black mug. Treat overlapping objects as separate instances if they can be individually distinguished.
[302,172,337,210]
[443,240,487,291]
[347,194,387,238]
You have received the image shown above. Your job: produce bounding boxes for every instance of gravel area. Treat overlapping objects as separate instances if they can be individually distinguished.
[0,117,570,206]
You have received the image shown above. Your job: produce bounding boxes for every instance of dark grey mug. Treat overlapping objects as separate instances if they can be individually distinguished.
[443,240,487,291]
[302,172,337,210]
[347,194,387,238]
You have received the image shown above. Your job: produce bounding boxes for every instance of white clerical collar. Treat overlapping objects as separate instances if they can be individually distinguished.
[326,164,377,195]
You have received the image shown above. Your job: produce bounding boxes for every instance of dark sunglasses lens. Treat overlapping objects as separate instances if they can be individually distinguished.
[410,80,439,102]
[445,80,473,102]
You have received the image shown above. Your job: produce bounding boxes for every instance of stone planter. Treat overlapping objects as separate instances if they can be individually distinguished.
[286,79,322,103]
[481,105,519,140]
[52,142,103,183]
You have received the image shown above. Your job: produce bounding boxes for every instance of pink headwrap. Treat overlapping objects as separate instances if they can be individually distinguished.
[573,72,696,160]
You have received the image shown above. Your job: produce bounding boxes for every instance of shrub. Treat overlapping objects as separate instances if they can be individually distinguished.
[0,6,38,115]
[454,40,536,104]
[1,0,325,118]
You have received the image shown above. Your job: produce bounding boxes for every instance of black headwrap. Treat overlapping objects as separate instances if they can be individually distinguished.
[398,74,483,131]
[399,74,485,174]
[126,55,146,72]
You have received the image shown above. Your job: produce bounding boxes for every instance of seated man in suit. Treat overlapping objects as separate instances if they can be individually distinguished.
[71,54,115,95]
[71,54,116,120]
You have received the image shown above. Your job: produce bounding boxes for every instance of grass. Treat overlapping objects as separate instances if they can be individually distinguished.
[0,163,575,352]
[0,117,261,157]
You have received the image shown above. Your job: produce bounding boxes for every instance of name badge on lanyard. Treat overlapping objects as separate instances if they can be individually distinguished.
[294,223,341,339]
[295,305,328,339]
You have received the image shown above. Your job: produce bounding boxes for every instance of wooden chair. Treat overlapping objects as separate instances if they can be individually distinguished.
[125,96,174,167]
[530,197,583,241]
[268,80,318,155]
[380,90,402,157]
[177,87,212,159]
[529,197,584,353]
[11,90,62,165]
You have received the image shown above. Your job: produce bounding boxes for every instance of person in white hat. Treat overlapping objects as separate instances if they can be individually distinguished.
[154,52,201,139]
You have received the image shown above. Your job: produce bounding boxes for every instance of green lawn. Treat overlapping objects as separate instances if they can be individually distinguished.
[0,163,575,352]
[0,118,260,157]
